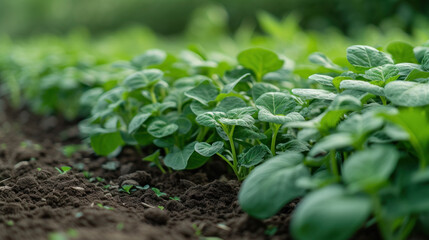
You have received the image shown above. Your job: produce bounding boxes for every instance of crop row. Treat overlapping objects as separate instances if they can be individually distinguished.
[1,29,429,239]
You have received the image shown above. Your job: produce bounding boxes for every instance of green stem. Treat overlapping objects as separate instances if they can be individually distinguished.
[380,96,387,106]
[155,161,166,174]
[330,150,339,178]
[216,153,239,178]
[150,86,157,103]
[271,124,281,156]
[221,124,238,168]
[371,194,392,240]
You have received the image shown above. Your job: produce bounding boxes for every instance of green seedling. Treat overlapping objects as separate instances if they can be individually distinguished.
[121,185,134,194]
[169,196,180,201]
[97,203,114,210]
[6,220,14,226]
[157,205,164,210]
[151,187,167,197]
[55,166,72,174]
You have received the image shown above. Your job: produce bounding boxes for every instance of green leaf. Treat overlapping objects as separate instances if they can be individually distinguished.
[123,69,163,90]
[219,115,255,128]
[309,133,354,157]
[196,112,226,127]
[343,145,399,191]
[339,80,385,96]
[176,117,192,134]
[128,113,151,133]
[404,68,429,81]
[237,48,284,80]
[292,89,337,101]
[384,81,429,107]
[143,149,160,163]
[346,45,393,70]
[90,131,124,156]
[239,152,309,219]
[422,51,429,71]
[131,49,167,69]
[164,142,207,170]
[386,41,417,63]
[238,145,271,167]
[252,82,280,100]
[308,52,343,72]
[185,81,219,106]
[147,120,179,138]
[222,73,251,93]
[308,74,334,87]
[194,141,224,157]
[255,92,298,124]
[363,64,399,83]
[291,186,371,240]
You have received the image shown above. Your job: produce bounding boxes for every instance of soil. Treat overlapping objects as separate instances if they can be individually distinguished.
[0,99,385,240]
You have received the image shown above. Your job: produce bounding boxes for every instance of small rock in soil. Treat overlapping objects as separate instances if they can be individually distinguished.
[118,171,151,186]
[144,208,169,225]
[121,179,139,187]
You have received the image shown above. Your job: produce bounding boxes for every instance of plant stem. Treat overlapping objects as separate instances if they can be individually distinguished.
[380,96,387,105]
[371,194,392,240]
[216,153,239,178]
[330,150,339,178]
[228,125,237,168]
[271,124,281,156]
[150,86,157,103]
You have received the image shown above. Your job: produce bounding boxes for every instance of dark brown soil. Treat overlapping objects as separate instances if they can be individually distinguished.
[0,99,383,240]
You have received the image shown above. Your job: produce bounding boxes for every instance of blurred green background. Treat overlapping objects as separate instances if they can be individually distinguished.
[1,0,429,38]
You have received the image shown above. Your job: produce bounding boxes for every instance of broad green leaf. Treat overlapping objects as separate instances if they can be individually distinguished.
[227,107,257,118]
[291,186,371,240]
[276,139,310,153]
[194,141,224,157]
[176,117,192,134]
[131,49,167,69]
[308,52,343,72]
[141,102,176,115]
[123,69,163,90]
[184,81,219,106]
[222,73,250,93]
[239,152,309,219]
[195,112,226,127]
[363,64,399,83]
[259,109,304,124]
[386,41,417,63]
[143,149,160,163]
[308,74,334,87]
[219,115,255,128]
[343,145,399,191]
[215,97,248,113]
[252,82,280,100]
[346,45,393,70]
[292,89,337,101]
[384,81,429,107]
[237,48,284,80]
[147,120,179,138]
[90,131,124,156]
[238,145,271,167]
[164,142,197,170]
[255,92,298,123]
[234,126,267,140]
[405,68,429,81]
[414,46,429,63]
[337,112,384,136]
[309,133,354,157]
[339,80,385,96]
[128,112,151,133]
[422,51,429,71]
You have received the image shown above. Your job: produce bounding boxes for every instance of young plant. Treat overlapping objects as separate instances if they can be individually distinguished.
[55,166,72,174]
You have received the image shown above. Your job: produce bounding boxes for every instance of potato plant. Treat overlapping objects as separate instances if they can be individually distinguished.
[82,41,429,240]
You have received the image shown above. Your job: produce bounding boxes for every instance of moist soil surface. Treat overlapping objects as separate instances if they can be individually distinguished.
[0,100,383,240]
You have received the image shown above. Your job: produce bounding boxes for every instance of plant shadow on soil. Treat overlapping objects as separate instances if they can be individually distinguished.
[0,100,382,240]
